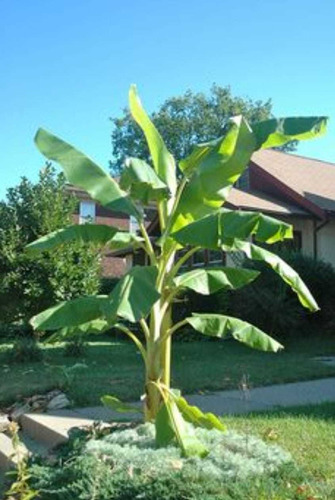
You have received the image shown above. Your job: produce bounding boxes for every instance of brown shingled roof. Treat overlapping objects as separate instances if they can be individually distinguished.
[252,150,335,213]
[226,187,307,216]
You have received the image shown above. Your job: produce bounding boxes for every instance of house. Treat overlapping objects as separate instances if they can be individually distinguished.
[242,149,335,263]
[67,149,335,275]
[66,184,155,277]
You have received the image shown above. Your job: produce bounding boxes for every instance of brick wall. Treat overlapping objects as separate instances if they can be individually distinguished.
[72,213,129,277]
[69,186,156,278]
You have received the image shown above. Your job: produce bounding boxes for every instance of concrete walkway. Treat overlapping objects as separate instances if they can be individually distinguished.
[2,377,334,473]
[66,377,335,421]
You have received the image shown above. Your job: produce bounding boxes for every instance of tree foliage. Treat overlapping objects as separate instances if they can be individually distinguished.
[0,164,101,324]
[110,84,296,175]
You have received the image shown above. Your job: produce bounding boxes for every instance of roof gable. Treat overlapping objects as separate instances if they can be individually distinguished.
[251,150,335,214]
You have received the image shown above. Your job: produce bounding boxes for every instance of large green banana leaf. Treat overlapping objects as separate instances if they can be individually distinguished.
[186,313,283,352]
[173,115,327,231]
[129,85,177,196]
[173,267,259,295]
[252,116,328,150]
[30,296,108,331]
[171,209,293,248]
[26,225,117,253]
[31,267,160,331]
[105,231,144,250]
[35,128,138,217]
[222,239,319,311]
[26,225,143,253]
[120,157,169,204]
[173,116,255,230]
[103,266,160,323]
[48,319,110,342]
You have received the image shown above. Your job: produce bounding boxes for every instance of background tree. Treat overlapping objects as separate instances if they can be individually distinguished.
[110,84,296,175]
[0,164,101,325]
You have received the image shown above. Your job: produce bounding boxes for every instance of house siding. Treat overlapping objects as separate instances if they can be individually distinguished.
[317,220,335,265]
[72,213,129,277]
[287,216,315,258]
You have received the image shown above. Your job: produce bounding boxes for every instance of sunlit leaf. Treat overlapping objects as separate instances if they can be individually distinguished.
[120,157,169,204]
[172,208,293,248]
[174,267,259,295]
[35,128,138,216]
[107,231,144,250]
[129,85,177,196]
[252,116,328,150]
[186,313,283,352]
[103,266,160,323]
[26,224,118,253]
[173,116,256,230]
[30,296,108,331]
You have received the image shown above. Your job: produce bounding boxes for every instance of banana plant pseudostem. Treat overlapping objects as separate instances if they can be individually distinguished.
[27,85,327,457]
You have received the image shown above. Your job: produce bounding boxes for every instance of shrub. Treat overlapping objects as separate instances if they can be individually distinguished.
[228,250,335,339]
[0,165,101,325]
[9,337,44,363]
[64,338,87,358]
[0,322,34,340]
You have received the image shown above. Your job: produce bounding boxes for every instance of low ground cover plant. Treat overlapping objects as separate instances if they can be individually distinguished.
[10,403,334,500]
[26,86,326,459]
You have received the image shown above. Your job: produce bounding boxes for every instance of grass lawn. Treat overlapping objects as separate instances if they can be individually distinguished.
[223,402,335,498]
[1,335,335,408]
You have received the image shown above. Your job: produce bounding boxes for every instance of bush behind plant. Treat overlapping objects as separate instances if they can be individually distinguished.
[64,338,88,358]
[227,250,335,339]
[0,165,101,325]
[172,251,335,342]
[9,337,44,363]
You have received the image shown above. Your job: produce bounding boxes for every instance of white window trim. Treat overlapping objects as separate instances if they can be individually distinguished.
[79,200,96,224]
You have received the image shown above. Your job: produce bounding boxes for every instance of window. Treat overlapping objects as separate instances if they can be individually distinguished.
[79,201,96,224]
[179,248,226,269]
[208,250,225,265]
[193,250,206,267]
[129,215,140,234]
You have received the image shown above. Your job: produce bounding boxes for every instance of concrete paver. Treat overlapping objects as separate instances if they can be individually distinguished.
[21,412,96,448]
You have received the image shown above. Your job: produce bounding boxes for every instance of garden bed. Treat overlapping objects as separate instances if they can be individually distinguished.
[24,423,294,500]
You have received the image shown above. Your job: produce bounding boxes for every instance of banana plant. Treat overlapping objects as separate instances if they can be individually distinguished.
[27,85,327,457]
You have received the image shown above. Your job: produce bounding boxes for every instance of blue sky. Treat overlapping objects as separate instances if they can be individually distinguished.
[1,0,335,200]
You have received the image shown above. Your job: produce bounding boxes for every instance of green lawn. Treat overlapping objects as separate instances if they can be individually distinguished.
[1,335,335,408]
[224,403,335,498]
